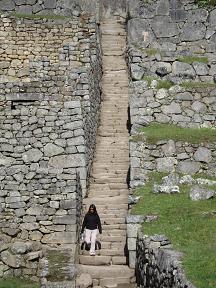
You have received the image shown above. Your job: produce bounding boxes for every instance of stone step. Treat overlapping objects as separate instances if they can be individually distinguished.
[101,219,126,226]
[77,264,134,279]
[112,256,127,265]
[102,224,127,230]
[103,50,124,56]
[91,178,127,184]
[89,203,128,210]
[81,248,125,257]
[83,196,128,206]
[100,277,131,287]
[99,249,125,256]
[79,255,111,266]
[88,190,126,198]
[102,229,127,236]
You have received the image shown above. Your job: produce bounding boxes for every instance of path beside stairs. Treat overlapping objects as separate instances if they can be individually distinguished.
[78,17,135,287]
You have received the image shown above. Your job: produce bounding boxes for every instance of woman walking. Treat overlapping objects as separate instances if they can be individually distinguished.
[81,204,102,256]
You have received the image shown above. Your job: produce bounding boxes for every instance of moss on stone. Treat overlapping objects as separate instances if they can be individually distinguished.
[177,56,208,64]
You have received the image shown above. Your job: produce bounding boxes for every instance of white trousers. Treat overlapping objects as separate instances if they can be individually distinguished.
[85,229,98,254]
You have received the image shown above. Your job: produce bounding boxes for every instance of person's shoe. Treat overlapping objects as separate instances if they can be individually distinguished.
[90,252,95,256]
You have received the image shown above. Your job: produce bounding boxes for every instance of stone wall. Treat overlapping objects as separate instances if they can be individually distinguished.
[127,0,216,130]
[136,232,196,288]
[127,1,216,286]
[130,81,216,130]
[130,139,216,188]
[0,0,98,16]
[127,0,216,187]
[0,13,102,282]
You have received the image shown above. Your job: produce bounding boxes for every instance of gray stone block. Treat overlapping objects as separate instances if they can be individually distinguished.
[0,0,15,11]
[44,0,57,9]
[177,161,201,175]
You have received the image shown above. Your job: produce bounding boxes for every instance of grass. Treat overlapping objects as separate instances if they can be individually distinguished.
[46,250,71,282]
[132,172,216,288]
[10,12,71,20]
[0,278,39,288]
[195,0,216,6]
[177,56,208,64]
[139,123,216,144]
[142,76,173,89]
[156,79,173,89]
[180,81,216,89]
[144,48,161,57]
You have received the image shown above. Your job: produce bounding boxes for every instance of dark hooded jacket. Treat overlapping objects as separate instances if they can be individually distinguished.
[81,212,102,234]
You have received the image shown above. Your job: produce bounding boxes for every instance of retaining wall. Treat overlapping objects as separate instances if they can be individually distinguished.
[0,14,102,283]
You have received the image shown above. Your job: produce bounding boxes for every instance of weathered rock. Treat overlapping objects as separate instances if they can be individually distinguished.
[41,232,76,244]
[172,61,195,78]
[131,64,145,80]
[76,273,92,288]
[177,161,201,175]
[194,147,212,163]
[44,143,64,157]
[0,0,15,11]
[156,157,177,172]
[151,16,180,38]
[161,140,176,156]
[11,242,30,254]
[128,19,155,46]
[180,22,206,41]
[49,154,85,168]
[1,251,21,268]
[22,148,43,163]
[44,0,57,9]
[190,186,215,201]
[162,102,182,114]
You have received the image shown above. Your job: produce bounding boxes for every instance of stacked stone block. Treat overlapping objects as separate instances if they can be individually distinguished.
[0,13,101,282]
[127,1,216,287]
[136,232,196,288]
[0,0,97,16]
[127,0,216,186]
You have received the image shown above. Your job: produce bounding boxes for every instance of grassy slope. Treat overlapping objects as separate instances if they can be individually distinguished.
[132,174,216,288]
[0,278,39,288]
[140,123,216,144]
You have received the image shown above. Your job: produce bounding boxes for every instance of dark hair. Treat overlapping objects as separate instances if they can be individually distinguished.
[88,204,97,214]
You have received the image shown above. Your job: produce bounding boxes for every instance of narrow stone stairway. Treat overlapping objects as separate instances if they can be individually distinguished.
[77,17,135,287]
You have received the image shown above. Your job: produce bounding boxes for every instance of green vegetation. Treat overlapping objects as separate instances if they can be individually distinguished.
[143,77,173,89]
[132,172,216,288]
[139,123,216,144]
[195,0,216,6]
[10,12,71,20]
[177,56,208,64]
[0,278,39,288]
[156,79,173,89]
[144,48,161,57]
[180,81,216,89]
[46,250,71,281]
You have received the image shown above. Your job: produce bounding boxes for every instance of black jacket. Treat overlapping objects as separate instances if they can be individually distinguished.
[81,213,102,234]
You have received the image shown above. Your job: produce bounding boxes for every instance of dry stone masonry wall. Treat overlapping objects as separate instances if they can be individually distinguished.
[0,13,102,283]
[127,0,216,185]
[0,0,98,16]
[127,0,216,287]
[136,232,196,288]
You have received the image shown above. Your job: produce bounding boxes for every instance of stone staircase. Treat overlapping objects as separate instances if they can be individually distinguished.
[77,17,135,288]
